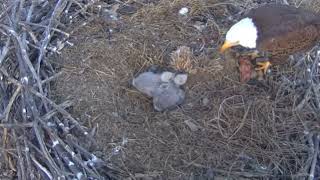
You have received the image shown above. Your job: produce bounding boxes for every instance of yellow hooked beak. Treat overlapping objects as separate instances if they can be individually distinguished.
[219,41,239,53]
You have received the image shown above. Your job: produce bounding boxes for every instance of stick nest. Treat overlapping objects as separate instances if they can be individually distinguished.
[1,0,320,179]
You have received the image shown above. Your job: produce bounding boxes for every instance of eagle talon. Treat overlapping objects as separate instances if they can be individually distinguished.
[255,61,271,74]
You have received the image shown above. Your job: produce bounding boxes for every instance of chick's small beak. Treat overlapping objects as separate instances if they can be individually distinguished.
[219,41,238,53]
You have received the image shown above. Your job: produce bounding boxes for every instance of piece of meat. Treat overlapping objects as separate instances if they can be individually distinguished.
[238,57,254,83]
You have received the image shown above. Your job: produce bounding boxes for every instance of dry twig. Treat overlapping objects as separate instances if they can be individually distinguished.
[0,0,120,179]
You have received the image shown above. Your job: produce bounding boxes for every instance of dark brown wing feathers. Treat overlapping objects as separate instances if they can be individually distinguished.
[245,4,320,64]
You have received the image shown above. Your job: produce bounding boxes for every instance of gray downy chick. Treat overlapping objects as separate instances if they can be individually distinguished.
[153,82,185,111]
[173,73,188,86]
[132,71,174,97]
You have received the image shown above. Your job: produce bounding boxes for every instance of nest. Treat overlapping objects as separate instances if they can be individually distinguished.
[0,0,120,179]
[1,0,320,179]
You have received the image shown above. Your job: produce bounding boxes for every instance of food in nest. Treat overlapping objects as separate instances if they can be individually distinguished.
[238,56,254,83]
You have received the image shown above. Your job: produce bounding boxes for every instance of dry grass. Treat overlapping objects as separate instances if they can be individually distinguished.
[51,0,320,179]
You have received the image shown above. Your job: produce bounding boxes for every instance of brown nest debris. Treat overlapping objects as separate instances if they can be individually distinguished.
[170,46,197,74]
